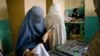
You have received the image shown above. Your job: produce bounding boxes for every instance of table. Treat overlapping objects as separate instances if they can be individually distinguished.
[65,21,84,40]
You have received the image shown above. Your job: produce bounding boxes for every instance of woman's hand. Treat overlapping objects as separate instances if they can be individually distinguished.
[25,51,38,56]
[43,28,53,43]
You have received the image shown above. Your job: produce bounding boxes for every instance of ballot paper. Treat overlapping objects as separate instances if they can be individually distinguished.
[24,43,49,56]
[31,43,49,56]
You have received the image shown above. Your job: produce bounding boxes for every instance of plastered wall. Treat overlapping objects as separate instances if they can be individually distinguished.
[0,0,8,20]
[6,0,25,48]
[0,0,8,50]
[85,0,96,16]
[24,0,46,17]
[65,0,83,10]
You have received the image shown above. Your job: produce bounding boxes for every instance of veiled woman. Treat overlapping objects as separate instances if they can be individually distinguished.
[16,6,50,56]
[46,4,67,50]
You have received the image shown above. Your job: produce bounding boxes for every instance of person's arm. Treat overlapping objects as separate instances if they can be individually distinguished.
[24,49,38,56]
[42,28,53,43]
[36,28,53,44]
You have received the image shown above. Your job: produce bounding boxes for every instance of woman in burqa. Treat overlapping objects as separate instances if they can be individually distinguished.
[16,6,50,56]
[46,4,67,50]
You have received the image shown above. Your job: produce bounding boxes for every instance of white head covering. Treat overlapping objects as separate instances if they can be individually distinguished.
[46,4,63,29]
[47,4,61,16]
[49,4,60,13]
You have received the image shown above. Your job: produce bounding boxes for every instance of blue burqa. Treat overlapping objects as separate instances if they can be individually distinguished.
[16,6,47,56]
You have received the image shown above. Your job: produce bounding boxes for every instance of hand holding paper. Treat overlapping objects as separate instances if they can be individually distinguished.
[43,27,54,43]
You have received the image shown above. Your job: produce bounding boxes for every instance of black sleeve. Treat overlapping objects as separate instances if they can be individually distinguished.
[36,28,47,44]
[37,37,44,43]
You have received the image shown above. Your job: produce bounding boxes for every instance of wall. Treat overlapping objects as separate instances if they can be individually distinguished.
[24,0,65,17]
[0,20,14,54]
[0,0,8,50]
[65,0,83,10]
[24,0,46,17]
[46,0,53,13]
[6,0,25,48]
[84,0,99,42]
[0,0,8,20]
[85,0,96,16]
[84,16,99,42]
[0,0,14,54]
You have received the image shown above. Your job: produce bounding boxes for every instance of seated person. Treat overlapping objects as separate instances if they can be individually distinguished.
[72,8,80,18]
[72,8,83,19]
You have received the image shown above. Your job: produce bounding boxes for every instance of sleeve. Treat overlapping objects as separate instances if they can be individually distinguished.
[36,37,44,44]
